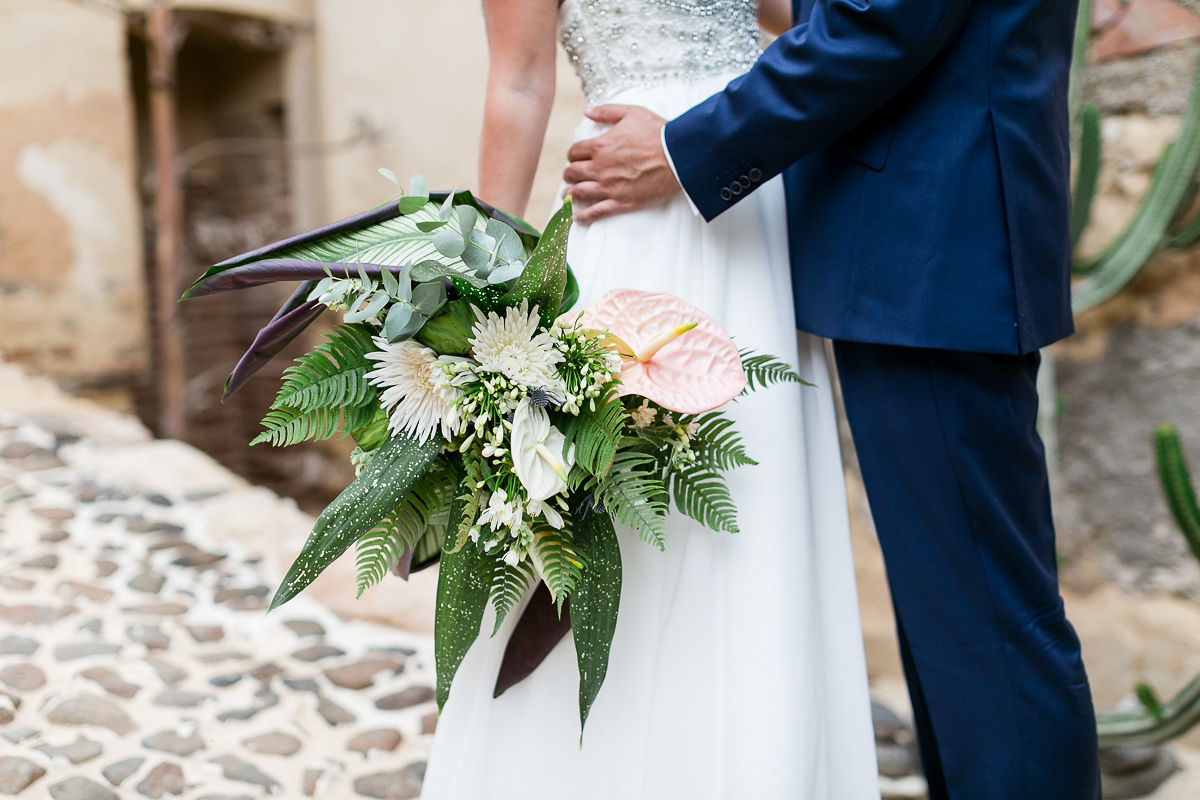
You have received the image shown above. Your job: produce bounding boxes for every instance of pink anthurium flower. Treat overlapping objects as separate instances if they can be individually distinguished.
[578,289,746,413]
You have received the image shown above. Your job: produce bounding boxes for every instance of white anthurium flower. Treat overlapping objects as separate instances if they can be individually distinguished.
[510,398,574,502]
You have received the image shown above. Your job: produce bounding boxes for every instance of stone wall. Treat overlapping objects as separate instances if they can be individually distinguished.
[1054,0,1200,600]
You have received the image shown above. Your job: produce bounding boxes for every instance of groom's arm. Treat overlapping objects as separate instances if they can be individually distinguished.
[566,0,974,223]
[668,0,973,220]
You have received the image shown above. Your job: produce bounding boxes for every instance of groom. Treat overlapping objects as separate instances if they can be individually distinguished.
[563,0,1101,797]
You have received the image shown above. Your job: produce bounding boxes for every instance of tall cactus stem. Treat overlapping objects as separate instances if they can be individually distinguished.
[1155,424,1200,565]
[1069,0,1093,123]
[1072,57,1200,312]
[1167,199,1200,250]
[1097,673,1200,748]
[1071,103,1103,249]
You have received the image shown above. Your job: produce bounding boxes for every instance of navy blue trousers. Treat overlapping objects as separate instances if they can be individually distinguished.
[833,341,1100,800]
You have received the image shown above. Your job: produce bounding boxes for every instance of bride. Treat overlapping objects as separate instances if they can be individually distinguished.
[419,1,879,797]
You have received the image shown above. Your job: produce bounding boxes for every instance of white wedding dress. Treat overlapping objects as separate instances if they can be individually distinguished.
[420,2,879,797]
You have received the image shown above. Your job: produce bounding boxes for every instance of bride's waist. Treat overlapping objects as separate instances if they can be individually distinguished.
[574,70,747,135]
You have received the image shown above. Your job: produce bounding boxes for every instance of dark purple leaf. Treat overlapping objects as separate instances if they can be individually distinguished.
[493,584,572,697]
[222,298,325,401]
[184,260,407,299]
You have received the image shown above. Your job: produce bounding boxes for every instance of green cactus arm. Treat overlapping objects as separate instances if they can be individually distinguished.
[1071,59,1200,313]
[1070,103,1103,250]
[1155,424,1200,564]
[1167,199,1200,249]
[1068,0,1093,123]
[1096,673,1200,748]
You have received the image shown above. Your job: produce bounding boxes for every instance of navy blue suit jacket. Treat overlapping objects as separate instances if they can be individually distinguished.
[664,0,1079,354]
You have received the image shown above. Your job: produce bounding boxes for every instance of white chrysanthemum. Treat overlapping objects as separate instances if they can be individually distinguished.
[365,337,460,443]
[469,301,564,389]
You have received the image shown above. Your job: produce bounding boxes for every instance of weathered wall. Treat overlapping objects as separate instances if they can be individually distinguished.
[1054,1,1200,600]
[0,0,145,388]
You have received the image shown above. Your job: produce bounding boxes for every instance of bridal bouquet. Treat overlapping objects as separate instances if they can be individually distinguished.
[182,177,802,732]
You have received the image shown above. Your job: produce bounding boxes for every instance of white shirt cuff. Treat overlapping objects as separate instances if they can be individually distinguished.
[661,126,702,218]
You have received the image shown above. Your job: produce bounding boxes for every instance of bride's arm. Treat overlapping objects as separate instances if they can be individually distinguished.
[759,0,793,36]
[479,0,559,217]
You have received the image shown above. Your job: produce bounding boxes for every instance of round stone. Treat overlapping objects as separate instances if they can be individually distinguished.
[0,756,47,794]
[103,756,146,786]
[374,686,435,711]
[45,693,135,734]
[0,662,46,691]
[80,667,141,699]
[352,762,426,800]
[137,761,185,798]
[48,776,118,800]
[324,659,404,690]
[38,735,105,765]
[0,635,38,655]
[241,731,302,756]
[142,730,205,757]
[207,755,280,793]
[347,728,402,756]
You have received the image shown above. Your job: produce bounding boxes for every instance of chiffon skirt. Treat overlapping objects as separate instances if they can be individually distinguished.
[419,73,880,800]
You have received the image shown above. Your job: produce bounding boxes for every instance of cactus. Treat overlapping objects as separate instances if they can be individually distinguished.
[1094,426,1200,748]
[1071,61,1200,312]
[1071,103,1103,247]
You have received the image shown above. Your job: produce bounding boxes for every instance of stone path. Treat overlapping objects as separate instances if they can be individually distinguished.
[0,411,437,799]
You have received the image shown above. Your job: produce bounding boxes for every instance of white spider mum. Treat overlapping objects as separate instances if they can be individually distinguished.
[365,337,460,443]
[469,300,564,389]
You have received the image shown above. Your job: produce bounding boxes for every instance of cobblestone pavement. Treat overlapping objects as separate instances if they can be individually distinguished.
[0,411,437,799]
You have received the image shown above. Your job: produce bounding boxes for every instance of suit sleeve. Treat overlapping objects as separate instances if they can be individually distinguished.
[664,0,974,221]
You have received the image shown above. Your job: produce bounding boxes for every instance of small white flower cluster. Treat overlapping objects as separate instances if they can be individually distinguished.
[365,299,619,568]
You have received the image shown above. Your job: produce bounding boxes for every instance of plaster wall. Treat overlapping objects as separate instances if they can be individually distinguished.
[0,0,145,387]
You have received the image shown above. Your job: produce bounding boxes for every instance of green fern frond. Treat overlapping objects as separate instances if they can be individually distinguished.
[592,450,669,549]
[446,450,485,554]
[685,413,758,471]
[354,459,456,597]
[251,398,378,447]
[487,558,537,635]
[562,389,627,477]
[274,324,378,412]
[534,527,586,614]
[670,463,740,534]
[739,348,810,393]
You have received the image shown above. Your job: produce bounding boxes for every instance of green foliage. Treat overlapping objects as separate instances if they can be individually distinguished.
[487,558,537,636]
[568,500,622,737]
[503,198,572,328]
[269,432,442,610]
[562,389,627,478]
[590,450,669,549]
[354,459,455,597]
[685,412,758,471]
[669,460,740,534]
[1070,103,1102,246]
[1071,57,1200,312]
[252,324,379,448]
[534,527,586,614]
[446,449,485,554]
[1097,673,1200,748]
[739,349,809,393]
[435,499,492,711]
[1155,424,1200,565]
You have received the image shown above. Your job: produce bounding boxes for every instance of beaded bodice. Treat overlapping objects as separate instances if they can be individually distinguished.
[559,0,762,104]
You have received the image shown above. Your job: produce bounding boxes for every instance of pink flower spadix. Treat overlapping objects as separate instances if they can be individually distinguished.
[578,289,746,413]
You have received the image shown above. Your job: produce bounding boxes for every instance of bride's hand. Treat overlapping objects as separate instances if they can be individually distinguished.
[563,105,681,224]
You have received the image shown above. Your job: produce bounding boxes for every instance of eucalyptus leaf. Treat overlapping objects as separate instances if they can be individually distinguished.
[269,432,442,611]
[409,175,429,198]
[439,192,455,221]
[462,234,493,273]
[389,310,428,342]
[344,289,389,323]
[456,205,479,239]
[379,264,400,297]
[307,276,333,302]
[378,167,400,184]
[417,220,448,233]
[487,261,525,285]
[411,260,489,289]
[393,264,413,303]
[383,302,414,341]
[433,229,466,259]
[412,281,447,315]
[397,196,428,215]
[356,260,372,288]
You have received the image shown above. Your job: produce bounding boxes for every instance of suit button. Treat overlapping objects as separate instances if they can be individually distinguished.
[730,182,743,196]
[738,175,752,189]
[720,187,733,201]
[749,168,762,182]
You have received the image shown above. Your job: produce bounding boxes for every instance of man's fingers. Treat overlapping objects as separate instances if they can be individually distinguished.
[566,138,596,164]
[562,160,598,186]
[584,104,632,125]
[565,181,605,204]
[573,198,625,225]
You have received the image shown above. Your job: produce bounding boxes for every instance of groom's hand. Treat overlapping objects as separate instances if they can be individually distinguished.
[564,105,681,224]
